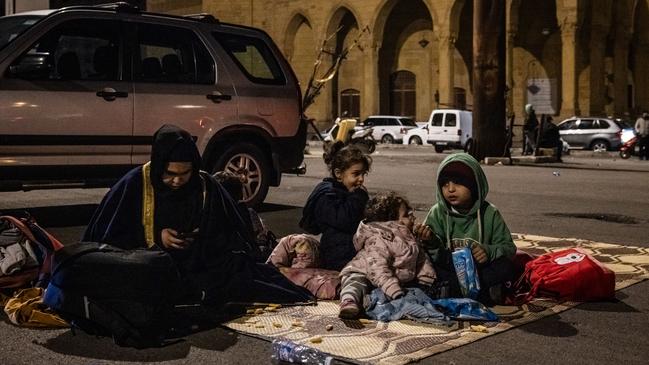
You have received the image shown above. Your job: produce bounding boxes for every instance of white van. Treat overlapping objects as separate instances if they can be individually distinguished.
[425,109,472,153]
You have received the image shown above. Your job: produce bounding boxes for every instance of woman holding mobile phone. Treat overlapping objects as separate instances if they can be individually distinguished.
[83,124,313,308]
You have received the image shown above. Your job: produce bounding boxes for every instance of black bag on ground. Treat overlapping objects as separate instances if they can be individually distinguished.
[43,242,183,348]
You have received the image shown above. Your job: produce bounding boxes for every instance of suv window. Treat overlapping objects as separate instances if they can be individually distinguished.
[559,120,577,130]
[134,23,214,84]
[578,119,595,129]
[0,15,43,51]
[399,117,417,127]
[445,113,457,127]
[213,31,285,85]
[385,118,399,126]
[8,18,121,81]
[597,120,610,129]
[431,113,443,127]
[369,118,385,126]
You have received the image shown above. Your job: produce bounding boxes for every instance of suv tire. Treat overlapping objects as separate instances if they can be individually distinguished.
[434,145,445,153]
[212,143,270,207]
[381,134,395,144]
[590,139,609,152]
[409,136,422,145]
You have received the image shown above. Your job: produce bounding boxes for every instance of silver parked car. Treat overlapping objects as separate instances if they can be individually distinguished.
[558,117,622,152]
[0,3,305,206]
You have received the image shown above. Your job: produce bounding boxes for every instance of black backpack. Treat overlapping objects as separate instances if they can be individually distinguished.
[43,242,183,348]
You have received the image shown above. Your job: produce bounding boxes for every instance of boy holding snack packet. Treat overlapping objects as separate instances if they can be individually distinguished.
[414,153,517,305]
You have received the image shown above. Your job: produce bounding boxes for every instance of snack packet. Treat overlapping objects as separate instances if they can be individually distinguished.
[452,247,481,299]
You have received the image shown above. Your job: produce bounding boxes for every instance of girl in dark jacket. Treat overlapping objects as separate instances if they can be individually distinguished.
[299,141,372,271]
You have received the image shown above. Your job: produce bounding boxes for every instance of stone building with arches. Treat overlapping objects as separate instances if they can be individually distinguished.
[149,0,649,132]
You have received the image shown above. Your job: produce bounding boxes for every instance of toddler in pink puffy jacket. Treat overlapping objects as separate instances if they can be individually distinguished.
[339,192,437,319]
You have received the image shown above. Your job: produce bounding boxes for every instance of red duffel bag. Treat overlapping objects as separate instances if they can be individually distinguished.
[509,248,615,304]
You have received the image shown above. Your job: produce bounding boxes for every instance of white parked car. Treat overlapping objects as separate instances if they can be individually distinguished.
[403,109,473,153]
[360,115,418,144]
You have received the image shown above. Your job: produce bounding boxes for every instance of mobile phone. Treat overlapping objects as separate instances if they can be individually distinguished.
[177,231,199,240]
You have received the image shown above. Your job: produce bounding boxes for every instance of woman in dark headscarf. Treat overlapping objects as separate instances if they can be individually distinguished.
[83,124,312,307]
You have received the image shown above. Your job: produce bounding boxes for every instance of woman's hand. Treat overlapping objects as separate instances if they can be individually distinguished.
[413,223,433,241]
[161,228,190,250]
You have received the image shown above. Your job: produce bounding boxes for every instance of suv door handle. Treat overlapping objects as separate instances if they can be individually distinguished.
[96,87,128,101]
[206,91,232,102]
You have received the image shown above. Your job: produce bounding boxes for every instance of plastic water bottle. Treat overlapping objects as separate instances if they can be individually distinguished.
[271,338,333,365]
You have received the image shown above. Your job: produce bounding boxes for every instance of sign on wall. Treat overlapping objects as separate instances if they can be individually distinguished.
[526,78,558,115]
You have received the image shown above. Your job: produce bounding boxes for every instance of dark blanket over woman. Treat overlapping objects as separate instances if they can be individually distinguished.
[83,124,313,308]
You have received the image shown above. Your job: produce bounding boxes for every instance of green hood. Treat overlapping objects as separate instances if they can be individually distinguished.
[423,153,515,263]
[434,153,488,216]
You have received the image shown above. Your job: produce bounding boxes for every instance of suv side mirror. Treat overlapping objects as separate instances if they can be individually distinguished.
[422,125,428,130]
[8,52,53,79]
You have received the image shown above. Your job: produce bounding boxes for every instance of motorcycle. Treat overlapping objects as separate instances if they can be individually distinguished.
[323,118,376,154]
[619,136,637,159]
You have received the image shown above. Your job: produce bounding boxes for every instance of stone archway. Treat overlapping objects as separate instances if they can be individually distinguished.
[324,6,362,121]
[284,12,324,123]
[511,0,560,117]
[374,0,433,121]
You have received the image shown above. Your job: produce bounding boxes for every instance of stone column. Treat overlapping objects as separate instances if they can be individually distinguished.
[634,40,649,113]
[560,19,580,117]
[506,29,517,115]
[362,41,379,119]
[589,25,607,116]
[437,28,457,108]
[614,30,631,116]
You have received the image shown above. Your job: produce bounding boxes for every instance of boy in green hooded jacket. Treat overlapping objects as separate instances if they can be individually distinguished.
[414,153,517,304]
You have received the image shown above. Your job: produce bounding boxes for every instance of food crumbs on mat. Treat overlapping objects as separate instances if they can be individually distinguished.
[268,303,281,308]
[272,322,283,328]
[470,325,488,333]
[291,321,303,327]
[309,336,323,344]
[325,324,333,331]
[254,308,264,315]
[255,324,265,328]
[359,318,373,324]
[264,307,277,312]
[246,309,255,314]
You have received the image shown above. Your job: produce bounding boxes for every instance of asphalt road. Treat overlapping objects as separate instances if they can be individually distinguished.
[1,146,648,364]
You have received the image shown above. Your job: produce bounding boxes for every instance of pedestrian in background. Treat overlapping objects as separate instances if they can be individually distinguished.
[523,104,539,155]
[635,111,649,161]
[539,116,563,162]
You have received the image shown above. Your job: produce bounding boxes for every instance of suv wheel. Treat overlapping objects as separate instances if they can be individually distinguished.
[590,139,609,152]
[381,134,395,144]
[212,143,270,207]
[409,136,422,145]
[434,145,445,153]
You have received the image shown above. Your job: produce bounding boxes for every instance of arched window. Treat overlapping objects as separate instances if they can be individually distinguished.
[340,88,360,119]
[390,71,416,116]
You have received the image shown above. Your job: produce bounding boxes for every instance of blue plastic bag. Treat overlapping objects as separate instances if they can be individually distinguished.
[452,247,480,299]
[432,298,499,321]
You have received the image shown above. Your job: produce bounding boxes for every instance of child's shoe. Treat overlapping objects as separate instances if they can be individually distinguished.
[338,298,360,319]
